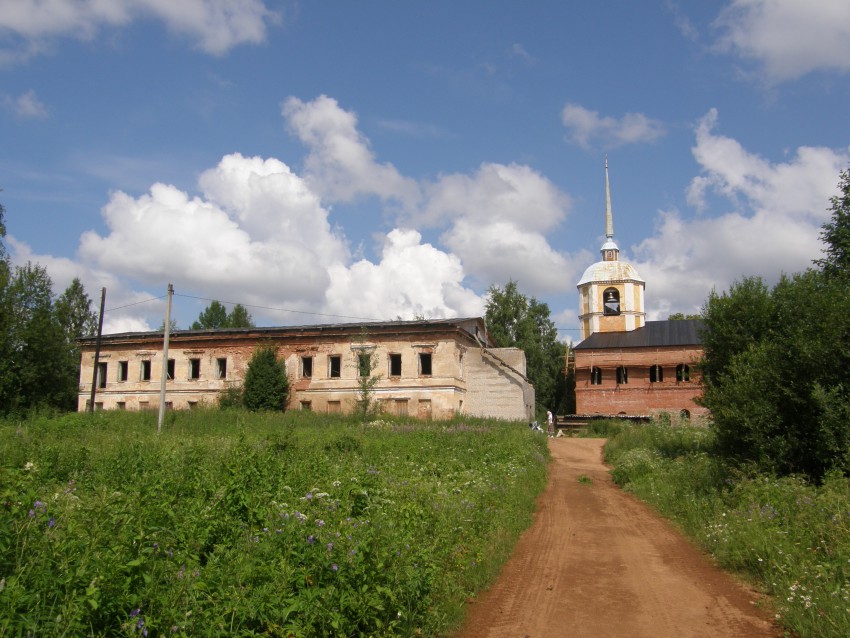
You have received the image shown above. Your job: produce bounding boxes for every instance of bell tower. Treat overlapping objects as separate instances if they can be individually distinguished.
[576,159,646,341]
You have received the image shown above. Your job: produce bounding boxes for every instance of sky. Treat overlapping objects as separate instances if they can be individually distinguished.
[1,0,849,341]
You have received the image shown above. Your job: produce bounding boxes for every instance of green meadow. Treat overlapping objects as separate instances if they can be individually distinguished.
[0,410,548,637]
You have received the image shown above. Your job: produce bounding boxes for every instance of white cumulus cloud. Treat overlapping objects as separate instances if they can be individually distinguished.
[0,0,279,60]
[714,0,850,83]
[631,109,850,319]
[561,103,666,149]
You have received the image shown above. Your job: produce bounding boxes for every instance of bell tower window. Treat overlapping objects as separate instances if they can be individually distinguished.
[603,288,621,316]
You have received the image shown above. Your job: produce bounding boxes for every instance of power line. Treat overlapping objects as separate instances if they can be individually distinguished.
[105,294,168,313]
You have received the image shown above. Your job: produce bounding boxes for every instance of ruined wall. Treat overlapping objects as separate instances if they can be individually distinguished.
[462,347,534,421]
[78,327,532,421]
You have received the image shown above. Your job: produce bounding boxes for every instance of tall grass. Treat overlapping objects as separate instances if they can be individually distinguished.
[605,422,850,638]
[0,409,549,637]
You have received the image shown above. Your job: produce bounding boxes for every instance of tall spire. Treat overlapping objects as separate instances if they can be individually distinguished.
[605,156,614,240]
[601,157,619,262]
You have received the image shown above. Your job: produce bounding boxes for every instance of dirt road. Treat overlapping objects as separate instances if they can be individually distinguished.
[457,438,780,638]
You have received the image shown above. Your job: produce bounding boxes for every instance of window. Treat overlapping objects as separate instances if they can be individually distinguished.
[139,401,150,410]
[117,401,126,410]
[301,356,313,378]
[141,360,152,381]
[329,355,341,378]
[117,361,128,382]
[676,364,690,382]
[616,366,628,385]
[590,366,602,385]
[419,353,432,376]
[188,401,198,410]
[97,362,107,389]
[216,357,227,379]
[603,287,621,316]
[650,365,663,383]
[680,409,691,421]
[189,358,201,380]
[358,353,371,377]
[167,359,175,380]
[327,400,341,414]
[300,401,312,411]
[389,353,402,377]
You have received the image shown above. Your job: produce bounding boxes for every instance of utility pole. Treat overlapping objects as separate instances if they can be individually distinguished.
[88,287,106,414]
[157,283,173,434]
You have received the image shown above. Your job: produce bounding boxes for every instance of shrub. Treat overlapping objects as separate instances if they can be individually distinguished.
[242,345,289,411]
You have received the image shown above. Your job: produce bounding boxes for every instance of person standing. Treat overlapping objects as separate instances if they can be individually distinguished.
[546,410,554,437]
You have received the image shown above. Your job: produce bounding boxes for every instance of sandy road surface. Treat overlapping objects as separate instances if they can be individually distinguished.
[457,438,780,638]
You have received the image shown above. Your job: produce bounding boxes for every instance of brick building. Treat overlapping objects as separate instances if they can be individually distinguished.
[572,162,707,420]
[78,317,535,421]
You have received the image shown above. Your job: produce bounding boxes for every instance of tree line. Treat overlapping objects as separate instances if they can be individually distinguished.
[699,167,850,480]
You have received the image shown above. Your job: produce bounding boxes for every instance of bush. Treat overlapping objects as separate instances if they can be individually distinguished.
[242,345,289,411]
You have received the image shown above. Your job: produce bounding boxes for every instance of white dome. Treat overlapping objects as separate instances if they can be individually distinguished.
[577,260,644,287]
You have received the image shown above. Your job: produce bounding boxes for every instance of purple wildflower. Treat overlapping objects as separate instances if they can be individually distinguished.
[316,519,325,527]
[47,517,56,528]
[327,542,334,552]
[331,563,339,571]
[307,535,315,544]
[130,608,141,617]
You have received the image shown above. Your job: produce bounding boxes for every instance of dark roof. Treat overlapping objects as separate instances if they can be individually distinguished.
[574,319,704,350]
[78,316,492,347]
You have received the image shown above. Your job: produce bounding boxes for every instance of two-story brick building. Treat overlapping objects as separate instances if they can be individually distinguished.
[78,317,535,421]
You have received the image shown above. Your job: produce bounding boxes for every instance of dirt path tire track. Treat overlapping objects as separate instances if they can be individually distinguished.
[457,438,781,638]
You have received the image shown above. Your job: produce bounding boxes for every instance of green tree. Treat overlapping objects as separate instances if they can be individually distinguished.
[191,300,228,329]
[226,304,254,328]
[668,312,701,320]
[485,281,567,416]
[816,166,850,279]
[242,345,289,411]
[352,330,382,420]
[191,301,255,329]
[0,263,68,413]
[53,278,98,410]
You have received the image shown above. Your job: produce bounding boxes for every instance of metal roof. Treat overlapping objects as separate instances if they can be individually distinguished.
[574,319,704,350]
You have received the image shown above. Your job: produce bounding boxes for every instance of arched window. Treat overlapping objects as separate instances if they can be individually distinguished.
[603,287,621,316]
[680,409,691,421]
[676,364,690,382]
[616,366,628,384]
[590,366,602,385]
[650,365,663,383]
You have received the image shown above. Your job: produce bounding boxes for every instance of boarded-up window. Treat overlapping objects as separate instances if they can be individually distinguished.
[327,400,341,414]
[394,399,409,417]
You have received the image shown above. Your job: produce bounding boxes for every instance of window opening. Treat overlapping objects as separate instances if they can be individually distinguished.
[97,362,107,389]
[167,359,175,380]
[389,353,402,377]
[301,401,312,411]
[603,287,621,316]
[329,355,341,378]
[302,356,313,378]
[358,353,371,377]
[189,358,201,380]
[419,353,432,376]
[141,360,151,381]
[117,401,126,410]
[616,366,628,384]
[590,366,602,385]
[118,361,128,382]
[676,364,690,382]
[216,357,227,379]
[650,365,663,383]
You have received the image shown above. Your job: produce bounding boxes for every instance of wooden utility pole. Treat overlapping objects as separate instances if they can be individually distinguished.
[88,287,106,414]
[157,283,173,434]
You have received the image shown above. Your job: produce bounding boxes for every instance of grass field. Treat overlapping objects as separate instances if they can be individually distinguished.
[601,421,850,638]
[0,409,549,637]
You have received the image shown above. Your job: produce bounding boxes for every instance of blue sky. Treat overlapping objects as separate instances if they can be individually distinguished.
[1,1,849,340]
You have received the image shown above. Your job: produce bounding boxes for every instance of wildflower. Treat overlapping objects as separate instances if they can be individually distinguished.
[327,542,334,552]
[130,609,141,617]
[47,517,56,528]
[307,535,315,545]
[331,563,338,571]
[316,519,325,527]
